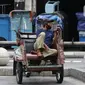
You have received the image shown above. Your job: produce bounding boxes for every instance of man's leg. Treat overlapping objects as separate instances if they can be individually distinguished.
[43,48,57,58]
[34,32,45,56]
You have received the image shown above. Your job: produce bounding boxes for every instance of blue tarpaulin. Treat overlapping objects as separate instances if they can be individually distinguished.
[76,12,85,30]
[36,14,64,29]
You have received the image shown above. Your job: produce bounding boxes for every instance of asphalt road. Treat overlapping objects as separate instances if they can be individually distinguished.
[0,76,85,85]
[64,58,85,69]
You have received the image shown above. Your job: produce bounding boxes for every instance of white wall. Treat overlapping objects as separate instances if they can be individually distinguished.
[25,0,31,11]
[15,0,25,2]
[25,0,36,12]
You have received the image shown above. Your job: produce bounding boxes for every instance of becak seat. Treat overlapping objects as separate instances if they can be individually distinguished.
[24,36,57,60]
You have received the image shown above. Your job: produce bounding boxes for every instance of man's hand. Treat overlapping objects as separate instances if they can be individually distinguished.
[44,44,49,51]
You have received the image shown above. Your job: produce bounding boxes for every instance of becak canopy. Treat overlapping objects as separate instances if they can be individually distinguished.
[36,13,64,29]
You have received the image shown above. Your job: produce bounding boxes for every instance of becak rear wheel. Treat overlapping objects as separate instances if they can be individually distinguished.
[56,65,64,84]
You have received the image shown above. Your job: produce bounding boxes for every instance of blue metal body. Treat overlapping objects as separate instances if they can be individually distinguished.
[0,11,32,42]
[0,14,11,41]
[0,11,33,49]
[11,10,33,41]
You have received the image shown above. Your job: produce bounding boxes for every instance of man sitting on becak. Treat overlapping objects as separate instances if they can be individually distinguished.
[34,21,57,58]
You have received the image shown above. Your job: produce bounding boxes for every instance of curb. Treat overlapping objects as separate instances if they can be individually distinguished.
[69,68,85,82]
[0,67,13,76]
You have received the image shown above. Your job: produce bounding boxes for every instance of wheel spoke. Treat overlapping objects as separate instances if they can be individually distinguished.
[57,73,60,80]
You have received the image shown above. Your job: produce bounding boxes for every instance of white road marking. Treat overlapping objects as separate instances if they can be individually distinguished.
[72,61,82,63]
[65,60,71,63]
[65,60,82,63]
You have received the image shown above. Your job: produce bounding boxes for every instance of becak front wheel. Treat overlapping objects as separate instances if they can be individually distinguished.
[16,62,23,84]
